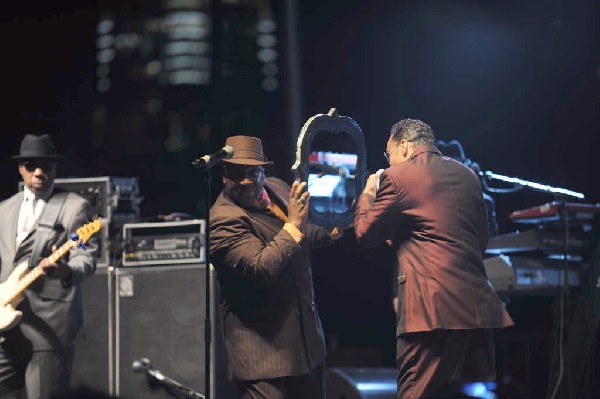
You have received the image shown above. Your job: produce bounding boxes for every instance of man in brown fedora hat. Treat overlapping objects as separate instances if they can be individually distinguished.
[0,134,98,399]
[209,135,341,399]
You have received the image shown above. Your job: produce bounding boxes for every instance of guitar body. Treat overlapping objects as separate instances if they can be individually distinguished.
[0,304,23,333]
[0,262,28,332]
[0,218,102,334]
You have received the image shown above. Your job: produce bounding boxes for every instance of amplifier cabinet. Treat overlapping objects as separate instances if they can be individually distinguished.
[70,267,115,394]
[113,264,231,399]
[122,219,206,266]
[19,176,141,267]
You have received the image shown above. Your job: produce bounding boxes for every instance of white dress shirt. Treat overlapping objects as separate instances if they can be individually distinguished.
[16,186,50,247]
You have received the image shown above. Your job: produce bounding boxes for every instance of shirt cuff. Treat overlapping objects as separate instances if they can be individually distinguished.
[283,223,304,244]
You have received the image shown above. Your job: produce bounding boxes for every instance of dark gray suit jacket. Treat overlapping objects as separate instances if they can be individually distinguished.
[209,177,332,381]
[0,188,98,351]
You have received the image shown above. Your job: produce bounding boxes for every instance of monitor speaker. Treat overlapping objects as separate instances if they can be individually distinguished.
[70,268,114,393]
[326,367,397,399]
[113,264,232,399]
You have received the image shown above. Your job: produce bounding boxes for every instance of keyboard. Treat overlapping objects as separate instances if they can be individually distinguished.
[509,202,600,224]
[486,228,590,256]
[484,254,585,293]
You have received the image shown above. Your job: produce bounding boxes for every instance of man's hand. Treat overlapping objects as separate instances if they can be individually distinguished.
[39,245,72,281]
[288,180,310,230]
[363,169,384,197]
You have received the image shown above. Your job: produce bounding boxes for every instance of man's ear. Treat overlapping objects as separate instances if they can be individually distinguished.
[401,140,409,157]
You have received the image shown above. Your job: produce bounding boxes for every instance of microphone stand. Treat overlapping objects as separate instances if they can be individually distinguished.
[481,170,585,199]
[193,148,231,399]
[145,367,205,399]
[200,167,212,399]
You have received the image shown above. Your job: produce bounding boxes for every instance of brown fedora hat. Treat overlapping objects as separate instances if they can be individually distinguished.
[223,135,273,166]
[12,134,60,159]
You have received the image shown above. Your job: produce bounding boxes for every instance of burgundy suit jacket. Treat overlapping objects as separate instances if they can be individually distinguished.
[355,145,513,336]
[209,177,332,380]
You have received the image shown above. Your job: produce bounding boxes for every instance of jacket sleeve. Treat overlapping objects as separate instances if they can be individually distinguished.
[210,212,303,291]
[304,222,335,250]
[40,197,98,297]
[354,171,403,248]
[64,199,98,286]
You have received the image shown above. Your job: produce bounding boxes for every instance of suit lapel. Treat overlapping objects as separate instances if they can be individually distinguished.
[247,210,282,235]
[265,178,290,211]
[218,191,281,236]
[7,194,21,252]
[245,178,291,235]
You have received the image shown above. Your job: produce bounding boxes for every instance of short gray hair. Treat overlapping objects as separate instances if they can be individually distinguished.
[389,118,436,146]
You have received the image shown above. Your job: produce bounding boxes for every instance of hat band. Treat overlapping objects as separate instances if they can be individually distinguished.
[234,149,267,161]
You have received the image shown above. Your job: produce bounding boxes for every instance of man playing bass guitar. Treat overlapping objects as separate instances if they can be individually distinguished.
[0,134,98,399]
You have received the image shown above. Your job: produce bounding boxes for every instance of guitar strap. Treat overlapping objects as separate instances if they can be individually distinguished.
[28,190,68,269]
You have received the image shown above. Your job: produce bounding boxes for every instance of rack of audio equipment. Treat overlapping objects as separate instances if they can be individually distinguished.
[484,201,600,294]
[19,176,142,267]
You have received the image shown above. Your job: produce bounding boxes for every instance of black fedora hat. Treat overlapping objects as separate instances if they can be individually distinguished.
[12,134,60,159]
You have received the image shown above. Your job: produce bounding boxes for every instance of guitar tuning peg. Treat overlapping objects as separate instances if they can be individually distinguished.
[78,242,87,250]
[70,233,79,241]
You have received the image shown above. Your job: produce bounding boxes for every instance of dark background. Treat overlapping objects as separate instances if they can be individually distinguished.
[1,0,598,219]
[1,0,598,396]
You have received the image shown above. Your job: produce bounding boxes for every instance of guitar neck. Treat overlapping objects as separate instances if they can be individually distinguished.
[3,240,76,306]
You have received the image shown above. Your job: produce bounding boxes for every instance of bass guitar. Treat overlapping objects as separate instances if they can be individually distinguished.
[0,218,103,332]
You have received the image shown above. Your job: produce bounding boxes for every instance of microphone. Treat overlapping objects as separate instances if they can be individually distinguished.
[132,357,164,380]
[131,357,205,398]
[192,145,234,169]
[132,357,165,380]
[132,357,152,373]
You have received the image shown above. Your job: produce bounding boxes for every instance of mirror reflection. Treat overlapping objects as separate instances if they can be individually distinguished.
[307,130,357,213]
[293,108,367,230]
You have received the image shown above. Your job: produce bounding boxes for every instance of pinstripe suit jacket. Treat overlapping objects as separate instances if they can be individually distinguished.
[0,188,98,351]
[209,177,332,381]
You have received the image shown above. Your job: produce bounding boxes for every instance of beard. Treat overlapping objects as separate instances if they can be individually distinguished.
[231,185,262,208]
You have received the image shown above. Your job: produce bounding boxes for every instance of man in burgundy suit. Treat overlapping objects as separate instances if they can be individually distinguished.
[209,135,340,399]
[354,119,513,399]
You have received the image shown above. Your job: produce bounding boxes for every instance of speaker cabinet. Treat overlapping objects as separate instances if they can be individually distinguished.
[70,267,114,393]
[114,264,230,399]
[326,368,397,399]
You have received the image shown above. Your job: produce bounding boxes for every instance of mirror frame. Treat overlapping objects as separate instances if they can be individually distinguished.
[292,108,368,230]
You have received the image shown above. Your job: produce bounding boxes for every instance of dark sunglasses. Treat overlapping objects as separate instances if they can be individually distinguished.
[19,159,56,172]
[224,165,265,181]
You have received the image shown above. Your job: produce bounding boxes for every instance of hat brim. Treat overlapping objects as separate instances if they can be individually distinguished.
[224,158,273,166]
[12,155,61,159]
